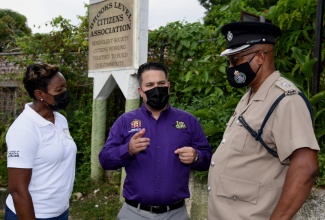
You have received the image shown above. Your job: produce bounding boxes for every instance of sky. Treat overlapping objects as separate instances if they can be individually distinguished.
[0,0,207,33]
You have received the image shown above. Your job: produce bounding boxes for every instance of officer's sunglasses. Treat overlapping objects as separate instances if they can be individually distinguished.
[228,50,268,66]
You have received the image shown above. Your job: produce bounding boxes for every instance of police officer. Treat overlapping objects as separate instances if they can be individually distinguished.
[208,21,319,219]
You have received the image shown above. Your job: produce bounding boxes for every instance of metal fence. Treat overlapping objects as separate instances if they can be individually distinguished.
[0,86,22,123]
[0,58,23,124]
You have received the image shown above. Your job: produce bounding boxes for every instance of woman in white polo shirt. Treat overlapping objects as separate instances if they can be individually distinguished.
[5,63,77,220]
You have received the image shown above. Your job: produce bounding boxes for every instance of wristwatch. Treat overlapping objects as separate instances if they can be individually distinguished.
[193,151,199,163]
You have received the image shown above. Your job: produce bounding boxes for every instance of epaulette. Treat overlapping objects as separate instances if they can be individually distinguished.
[274,78,298,95]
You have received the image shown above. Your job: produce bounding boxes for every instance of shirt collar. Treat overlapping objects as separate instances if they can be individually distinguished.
[24,102,55,127]
[140,102,171,118]
[249,71,281,102]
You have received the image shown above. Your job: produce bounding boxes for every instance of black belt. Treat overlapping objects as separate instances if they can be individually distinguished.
[125,198,185,214]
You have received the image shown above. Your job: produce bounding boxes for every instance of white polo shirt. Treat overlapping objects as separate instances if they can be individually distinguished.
[6,103,77,218]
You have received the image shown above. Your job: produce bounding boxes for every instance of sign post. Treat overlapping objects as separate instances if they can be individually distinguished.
[88,0,148,180]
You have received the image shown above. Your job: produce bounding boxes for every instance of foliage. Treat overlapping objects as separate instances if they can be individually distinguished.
[200,0,277,28]
[0,9,31,52]
[148,0,325,183]
[197,0,279,11]
[70,171,121,220]
[197,0,229,11]
[0,122,10,186]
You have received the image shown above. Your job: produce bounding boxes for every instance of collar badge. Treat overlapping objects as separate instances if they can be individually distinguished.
[281,81,291,88]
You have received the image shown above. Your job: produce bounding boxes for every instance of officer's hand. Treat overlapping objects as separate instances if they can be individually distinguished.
[174,146,197,164]
[128,128,150,155]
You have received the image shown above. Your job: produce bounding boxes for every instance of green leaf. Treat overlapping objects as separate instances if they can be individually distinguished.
[181,40,190,48]
[182,86,196,93]
[204,71,209,83]
[309,90,325,105]
[203,125,225,136]
[205,86,212,95]
[220,5,229,12]
[191,109,211,119]
[291,47,306,65]
[315,127,325,139]
[301,58,317,80]
[314,108,325,122]
[218,97,240,110]
[184,71,192,82]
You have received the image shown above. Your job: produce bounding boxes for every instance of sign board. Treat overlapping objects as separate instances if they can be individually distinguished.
[89,0,134,70]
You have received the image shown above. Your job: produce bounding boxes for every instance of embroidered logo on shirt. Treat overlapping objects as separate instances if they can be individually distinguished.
[129,119,142,133]
[7,151,19,158]
[175,121,186,129]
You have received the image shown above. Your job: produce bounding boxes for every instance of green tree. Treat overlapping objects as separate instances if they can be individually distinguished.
[198,0,279,11]
[198,0,229,11]
[0,9,31,52]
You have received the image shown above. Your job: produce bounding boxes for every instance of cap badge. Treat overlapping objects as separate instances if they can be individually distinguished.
[227,31,233,41]
[234,70,246,83]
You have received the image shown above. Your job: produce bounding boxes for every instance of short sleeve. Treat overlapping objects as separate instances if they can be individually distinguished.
[273,95,319,162]
[6,127,40,168]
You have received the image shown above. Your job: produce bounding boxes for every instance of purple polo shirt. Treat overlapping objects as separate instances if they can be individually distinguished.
[99,103,212,205]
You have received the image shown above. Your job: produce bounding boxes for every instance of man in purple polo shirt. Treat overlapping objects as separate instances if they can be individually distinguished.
[99,61,212,220]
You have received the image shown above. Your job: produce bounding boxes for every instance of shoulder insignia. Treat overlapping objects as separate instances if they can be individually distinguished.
[274,78,298,95]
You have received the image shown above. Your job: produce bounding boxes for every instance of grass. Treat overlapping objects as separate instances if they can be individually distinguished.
[69,171,122,220]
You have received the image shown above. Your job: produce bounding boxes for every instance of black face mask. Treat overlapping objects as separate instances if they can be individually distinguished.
[226,54,261,88]
[43,91,70,111]
[144,86,169,110]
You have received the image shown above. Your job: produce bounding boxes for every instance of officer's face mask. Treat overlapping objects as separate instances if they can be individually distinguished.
[43,90,70,111]
[144,86,169,110]
[226,51,261,88]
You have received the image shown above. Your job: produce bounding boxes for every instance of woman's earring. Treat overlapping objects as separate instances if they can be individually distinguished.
[41,99,43,101]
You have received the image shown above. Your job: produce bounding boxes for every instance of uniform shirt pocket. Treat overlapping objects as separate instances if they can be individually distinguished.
[217,175,261,205]
[228,120,250,153]
[226,113,237,128]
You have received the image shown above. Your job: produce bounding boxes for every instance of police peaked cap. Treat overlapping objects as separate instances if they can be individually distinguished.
[220,21,281,56]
